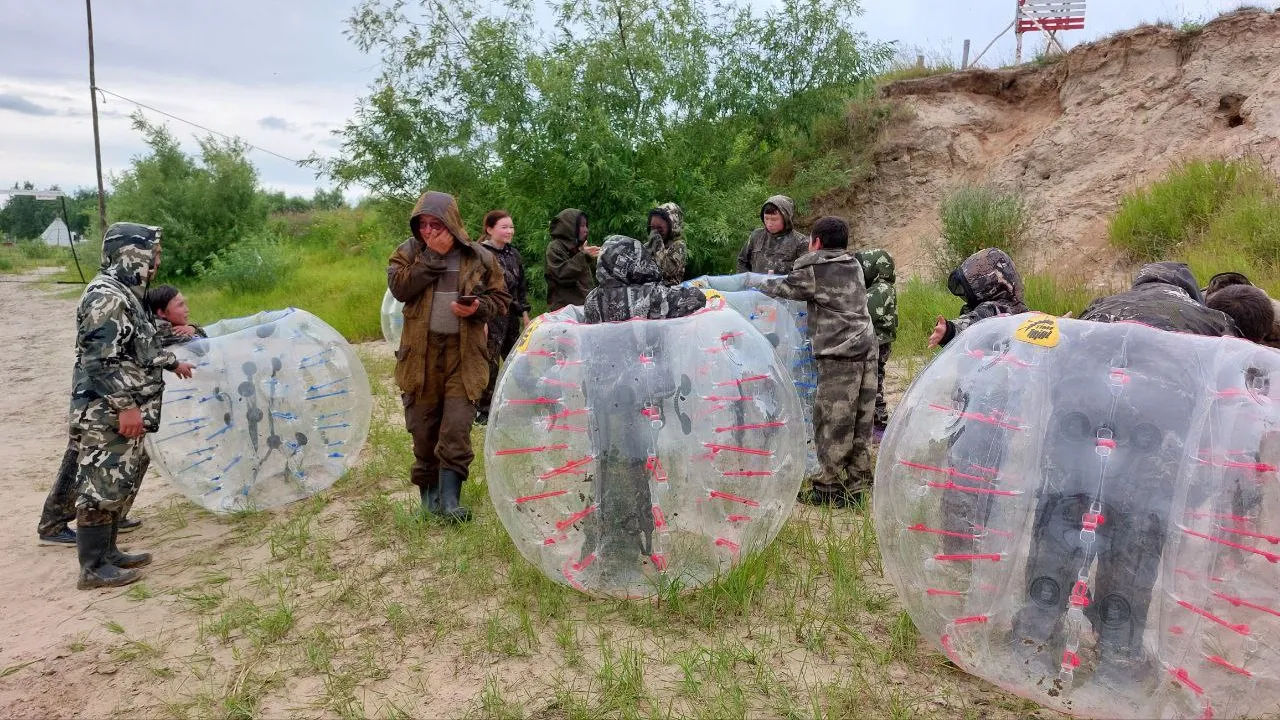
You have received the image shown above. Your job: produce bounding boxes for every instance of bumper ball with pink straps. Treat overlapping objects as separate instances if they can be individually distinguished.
[874,313,1280,719]
[483,299,807,598]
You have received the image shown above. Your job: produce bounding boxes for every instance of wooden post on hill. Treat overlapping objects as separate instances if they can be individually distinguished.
[86,0,107,235]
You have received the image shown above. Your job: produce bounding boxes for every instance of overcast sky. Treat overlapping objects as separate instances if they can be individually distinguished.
[0,0,1241,203]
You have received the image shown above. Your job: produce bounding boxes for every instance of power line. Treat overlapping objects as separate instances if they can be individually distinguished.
[94,86,305,166]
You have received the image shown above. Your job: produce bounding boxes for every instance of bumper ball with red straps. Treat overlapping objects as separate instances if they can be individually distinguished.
[483,298,807,598]
[873,313,1280,719]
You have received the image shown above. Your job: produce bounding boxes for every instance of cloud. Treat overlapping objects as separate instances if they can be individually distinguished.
[258,115,298,132]
[0,93,57,116]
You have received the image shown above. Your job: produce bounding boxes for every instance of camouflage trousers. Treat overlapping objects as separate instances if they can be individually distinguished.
[478,314,520,415]
[813,356,878,494]
[37,431,145,536]
[874,342,892,429]
[70,401,150,516]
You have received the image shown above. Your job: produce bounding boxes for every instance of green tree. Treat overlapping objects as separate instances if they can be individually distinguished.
[0,182,60,240]
[317,0,891,279]
[110,112,267,277]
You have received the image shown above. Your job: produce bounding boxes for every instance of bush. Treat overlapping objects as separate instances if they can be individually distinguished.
[196,232,295,295]
[1108,159,1271,261]
[935,185,1028,276]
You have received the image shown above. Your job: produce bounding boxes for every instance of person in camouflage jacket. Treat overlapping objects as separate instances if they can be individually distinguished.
[736,195,809,275]
[854,248,898,436]
[929,248,1029,348]
[584,236,707,323]
[35,281,205,547]
[644,202,688,286]
[1080,262,1237,337]
[579,236,706,580]
[754,217,877,507]
[58,223,194,590]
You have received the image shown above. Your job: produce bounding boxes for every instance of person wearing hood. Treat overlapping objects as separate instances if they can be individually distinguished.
[544,208,600,311]
[389,191,511,522]
[51,223,194,589]
[928,248,1029,348]
[854,248,898,442]
[736,195,809,275]
[644,202,688,286]
[753,217,877,508]
[578,236,706,581]
[1078,261,1238,336]
[1010,262,1246,684]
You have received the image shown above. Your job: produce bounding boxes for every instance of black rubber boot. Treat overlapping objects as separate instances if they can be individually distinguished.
[438,469,472,524]
[419,482,442,516]
[106,515,152,569]
[76,520,140,590]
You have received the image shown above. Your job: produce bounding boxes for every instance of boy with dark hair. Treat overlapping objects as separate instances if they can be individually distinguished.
[736,195,809,275]
[929,248,1029,348]
[1203,270,1280,349]
[754,216,877,507]
[1207,284,1275,343]
[146,284,207,347]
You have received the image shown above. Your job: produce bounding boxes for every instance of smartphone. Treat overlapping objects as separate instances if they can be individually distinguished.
[457,295,479,304]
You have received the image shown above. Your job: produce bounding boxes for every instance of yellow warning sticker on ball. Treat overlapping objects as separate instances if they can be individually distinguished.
[514,315,544,354]
[1014,314,1060,348]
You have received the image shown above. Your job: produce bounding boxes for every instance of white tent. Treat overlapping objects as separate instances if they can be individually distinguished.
[40,217,72,246]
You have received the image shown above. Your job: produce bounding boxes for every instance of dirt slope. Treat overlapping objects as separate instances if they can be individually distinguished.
[817,8,1280,288]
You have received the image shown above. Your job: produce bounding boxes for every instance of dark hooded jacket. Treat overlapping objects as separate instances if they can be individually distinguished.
[736,195,810,275]
[583,236,707,324]
[939,248,1029,347]
[388,191,511,401]
[855,248,898,345]
[72,223,179,431]
[758,248,876,360]
[544,208,594,311]
[645,204,688,286]
[1080,262,1238,337]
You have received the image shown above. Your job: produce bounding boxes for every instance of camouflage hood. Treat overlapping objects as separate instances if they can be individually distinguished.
[761,195,797,235]
[647,206,674,244]
[596,235,662,287]
[855,248,898,344]
[949,248,1024,309]
[409,191,469,244]
[100,222,161,299]
[1132,262,1204,303]
[583,235,706,323]
[658,202,684,241]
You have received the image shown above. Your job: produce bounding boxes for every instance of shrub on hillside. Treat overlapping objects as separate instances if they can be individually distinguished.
[196,232,295,295]
[935,184,1028,276]
[1108,159,1274,261]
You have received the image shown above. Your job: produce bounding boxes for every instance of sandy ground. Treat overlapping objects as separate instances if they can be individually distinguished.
[0,272,241,717]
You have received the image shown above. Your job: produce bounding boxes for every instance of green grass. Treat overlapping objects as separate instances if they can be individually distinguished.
[0,240,91,276]
[1108,158,1280,294]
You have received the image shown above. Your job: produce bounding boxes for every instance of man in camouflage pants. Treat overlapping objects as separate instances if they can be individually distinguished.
[855,249,898,441]
[755,217,877,507]
[64,223,194,589]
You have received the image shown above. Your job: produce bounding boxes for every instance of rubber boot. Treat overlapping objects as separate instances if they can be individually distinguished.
[106,515,152,569]
[76,513,140,590]
[419,482,442,516]
[438,469,472,524]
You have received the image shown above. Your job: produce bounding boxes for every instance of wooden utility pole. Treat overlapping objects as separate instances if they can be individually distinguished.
[86,0,107,234]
